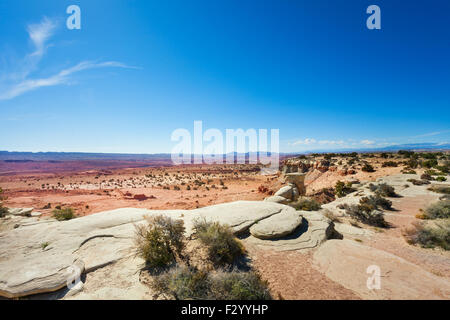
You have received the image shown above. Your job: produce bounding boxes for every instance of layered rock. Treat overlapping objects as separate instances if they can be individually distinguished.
[0,201,315,299]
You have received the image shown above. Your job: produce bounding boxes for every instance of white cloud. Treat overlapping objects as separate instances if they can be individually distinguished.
[0,17,137,101]
[360,139,375,145]
[0,61,136,100]
[290,138,317,146]
[318,140,344,145]
[27,17,57,58]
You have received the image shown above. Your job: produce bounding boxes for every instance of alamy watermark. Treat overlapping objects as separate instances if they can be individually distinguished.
[366,265,381,290]
[171,121,280,174]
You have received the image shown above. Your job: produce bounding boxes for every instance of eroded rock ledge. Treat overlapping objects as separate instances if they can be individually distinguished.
[0,201,334,299]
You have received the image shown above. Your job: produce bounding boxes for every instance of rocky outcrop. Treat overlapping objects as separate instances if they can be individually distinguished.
[274,185,294,199]
[284,173,305,195]
[0,201,319,299]
[249,210,303,240]
[313,240,450,300]
[7,208,34,217]
[245,211,335,251]
[264,195,291,204]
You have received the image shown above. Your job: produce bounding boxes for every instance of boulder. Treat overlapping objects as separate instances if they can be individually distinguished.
[274,185,294,200]
[249,210,302,239]
[31,212,42,217]
[245,211,335,251]
[264,195,290,204]
[284,173,306,195]
[8,208,33,217]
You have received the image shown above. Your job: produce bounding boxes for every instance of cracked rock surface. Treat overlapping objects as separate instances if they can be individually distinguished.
[0,201,320,298]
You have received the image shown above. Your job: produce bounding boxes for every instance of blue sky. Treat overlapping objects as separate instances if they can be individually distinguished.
[0,0,449,153]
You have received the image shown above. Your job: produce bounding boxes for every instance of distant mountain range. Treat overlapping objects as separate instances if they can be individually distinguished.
[0,143,448,161]
[298,142,450,154]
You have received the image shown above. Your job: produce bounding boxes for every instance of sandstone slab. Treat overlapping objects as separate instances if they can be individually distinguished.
[249,210,302,239]
[264,195,290,204]
[313,239,450,300]
[274,185,294,200]
[0,201,293,298]
[245,211,335,251]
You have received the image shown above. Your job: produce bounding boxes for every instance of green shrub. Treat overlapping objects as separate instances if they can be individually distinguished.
[406,158,419,169]
[436,176,447,182]
[369,183,398,197]
[420,173,433,181]
[209,269,272,300]
[407,178,430,186]
[193,219,245,267]
[427,185,450,194]
[361,163,375,172]
[423,200,450,219]
[134,215,185,269]
[149,266,272,300]
[360,195,393,211]
[422,159,438,168]
[344,204,389,228]
[404,220,450,250]
[343,194,392,227]
[0,188,7,218]
[52,208,76,221]
[290,198,321,211]
[149,265,210,299]
[334,181,355,198]
[402,168,417,174]
[381,161,398,167]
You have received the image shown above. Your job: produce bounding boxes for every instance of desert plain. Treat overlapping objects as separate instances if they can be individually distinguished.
[0,151,449,300]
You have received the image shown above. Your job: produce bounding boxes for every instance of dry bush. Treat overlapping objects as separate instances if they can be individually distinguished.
[369,183,398,197]
[322,209,341,223]
[428,185,450,195]
[208,269,272,300]
[149,265,271,300]
[404,220,450,250]
[290,198,321,211]
[52,208,77,221]
[422,200,450,219]
[192,219,245,267]
[135,215,185,269]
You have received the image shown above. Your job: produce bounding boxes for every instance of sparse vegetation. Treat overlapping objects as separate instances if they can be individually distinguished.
[149,266,271,300]
[0,188,7,218]
[407,178,430,186]
[323,209,341,223]
[52,208,77,221]
[359,195,393,211]
[382,161,398,167]
[361,163,375,172]
[208,269,272,300]
[369,183,398,197]
[290,198,321,211]
[428,185,450,194]
[134,215,185,269]
[334,181,355,198]
[421,200,450,219]
[404,220,450,250]
[344,203,389,228]
[192,219,245,267]
[41,242,50,250]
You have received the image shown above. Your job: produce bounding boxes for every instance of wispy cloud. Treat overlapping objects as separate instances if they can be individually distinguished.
[0,17,137,101]
[289,138,317,146]
[412,130,450,138]
[27,17,57,58]
[360,139,375,145]
[0,60,136,100]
